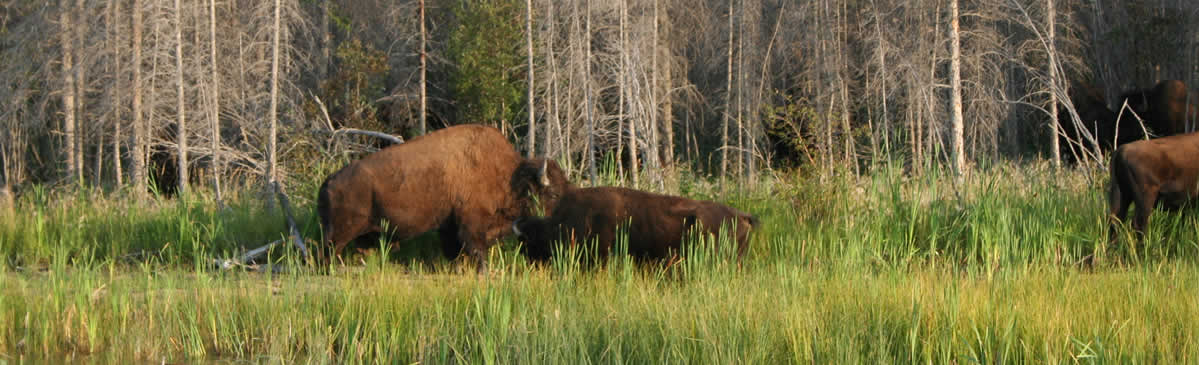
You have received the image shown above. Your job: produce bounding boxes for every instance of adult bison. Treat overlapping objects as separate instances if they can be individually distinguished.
[1120,79,1198,136]
[1058,82,1146,160]
[511,186,757,263]
[1107,131,1199,245]
[316,125,566,271]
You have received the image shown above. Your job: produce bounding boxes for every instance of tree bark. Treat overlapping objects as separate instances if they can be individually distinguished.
[268,0,282,183]
[60,0,78,184]
[210,0,223,202]
[722,0,734,178]
[622,0,637,187]
[175,0,189,194]
[525,0,536,157]
[131,0,146,194]
[1047,0,1060,167]
[949,0,966,176]
[584,0,596,182]
[419,0,427,135]
[109,0,123,186]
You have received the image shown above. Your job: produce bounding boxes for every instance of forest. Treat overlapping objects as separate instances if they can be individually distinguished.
[3,0,1199,363]
[0,0,1194,196]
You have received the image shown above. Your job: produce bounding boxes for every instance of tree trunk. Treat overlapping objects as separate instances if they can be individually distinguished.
[109,0,124,186]
[1047,0,1060,167]
[949,0,965,176]
[210,0,223,203]
[175,0,189,194]
[320,0,330,82]
[131,0,146,194]
[268,0,282,184]
[584,0,596,182]
[419,0,427,135]
[525,0,536,157]
[722,0,734,178]
[60,0,78,184]
[622,0,637,187]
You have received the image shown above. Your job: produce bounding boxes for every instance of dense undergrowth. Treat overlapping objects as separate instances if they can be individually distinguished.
[2,161,1199,363]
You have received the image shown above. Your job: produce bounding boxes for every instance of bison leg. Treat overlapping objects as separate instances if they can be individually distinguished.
[438,219,463,260]
[1108,181,1132,245]
[1131,187,1159,242]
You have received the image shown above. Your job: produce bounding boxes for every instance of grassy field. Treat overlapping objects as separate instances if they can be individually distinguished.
[3,162,1199,363]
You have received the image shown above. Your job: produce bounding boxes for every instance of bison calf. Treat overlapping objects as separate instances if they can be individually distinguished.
[1108,132,1199,244]
[512,186,757,263]
[317,125,565,271]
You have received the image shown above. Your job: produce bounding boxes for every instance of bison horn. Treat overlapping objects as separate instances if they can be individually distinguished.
[539,160,550,187]
[512,219,524,236]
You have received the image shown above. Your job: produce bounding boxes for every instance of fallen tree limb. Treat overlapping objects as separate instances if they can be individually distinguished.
[272,180,309,259]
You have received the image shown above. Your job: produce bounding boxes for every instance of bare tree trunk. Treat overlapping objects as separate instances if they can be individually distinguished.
[949,0,965,176]
[109,0,124,186]
[175,0,189,194]
[648,0,663,187]
[210,0,223,202]
[736,0,745,178]
[268,0,281,183]
[526,0,536,157]
[131,0,146,194]
[722,0,734,178]
[584,0,596,182]
[622,0,637,187]
[320,0,330,82]
[1047,0,1061,167]
[661,6,674,168]
[60,0,78,184]
[419,0,427,135]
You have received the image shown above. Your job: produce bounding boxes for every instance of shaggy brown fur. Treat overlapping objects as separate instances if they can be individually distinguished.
[316,125,566,270]
[1120,80,1199,136]
[512,186,757,263]
[1108,132,1199,244]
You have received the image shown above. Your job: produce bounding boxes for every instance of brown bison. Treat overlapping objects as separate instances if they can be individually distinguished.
[1120,79,1198,136]
[1108,131,1199,244]
[511,186,757,263]
[316,125,565,271]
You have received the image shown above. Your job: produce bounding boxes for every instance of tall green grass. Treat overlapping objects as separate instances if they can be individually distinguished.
[2,161,1199,363]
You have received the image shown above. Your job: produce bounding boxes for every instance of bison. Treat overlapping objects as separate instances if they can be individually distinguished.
[1107,131,1199,245]
[511,186,757,263]
[316,125,566,271]
[1058,82,1147,161]
[1119,79,1198,136]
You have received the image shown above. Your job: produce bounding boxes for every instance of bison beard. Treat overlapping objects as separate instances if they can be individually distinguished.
[1108,131,1199,246]
[512,187,756,263]
[316,125,566,271]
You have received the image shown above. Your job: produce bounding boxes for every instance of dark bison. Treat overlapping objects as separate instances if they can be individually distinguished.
[1119,79,1198,136]
[316,125,565,270]
[1059,82,1147,160]
[511,186,757,263]
[1107,131,1199,244]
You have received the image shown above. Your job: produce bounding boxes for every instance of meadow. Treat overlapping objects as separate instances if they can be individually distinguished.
[2,161,1199,364]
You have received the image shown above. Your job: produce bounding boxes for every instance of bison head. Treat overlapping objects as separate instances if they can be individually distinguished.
[512,217,554,261]
[511,158,572,217]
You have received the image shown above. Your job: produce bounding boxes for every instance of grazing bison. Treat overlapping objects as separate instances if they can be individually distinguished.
[1107,131,1199,244]
[1120,79,1199,136]
[316,125,565,271]
[511,186,757,263]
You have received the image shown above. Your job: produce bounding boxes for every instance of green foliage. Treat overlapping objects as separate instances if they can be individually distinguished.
[310,38,391,132]
[447,0,526,128]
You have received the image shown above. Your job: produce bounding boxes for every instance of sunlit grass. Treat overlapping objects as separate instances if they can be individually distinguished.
[2,161,1199,363]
